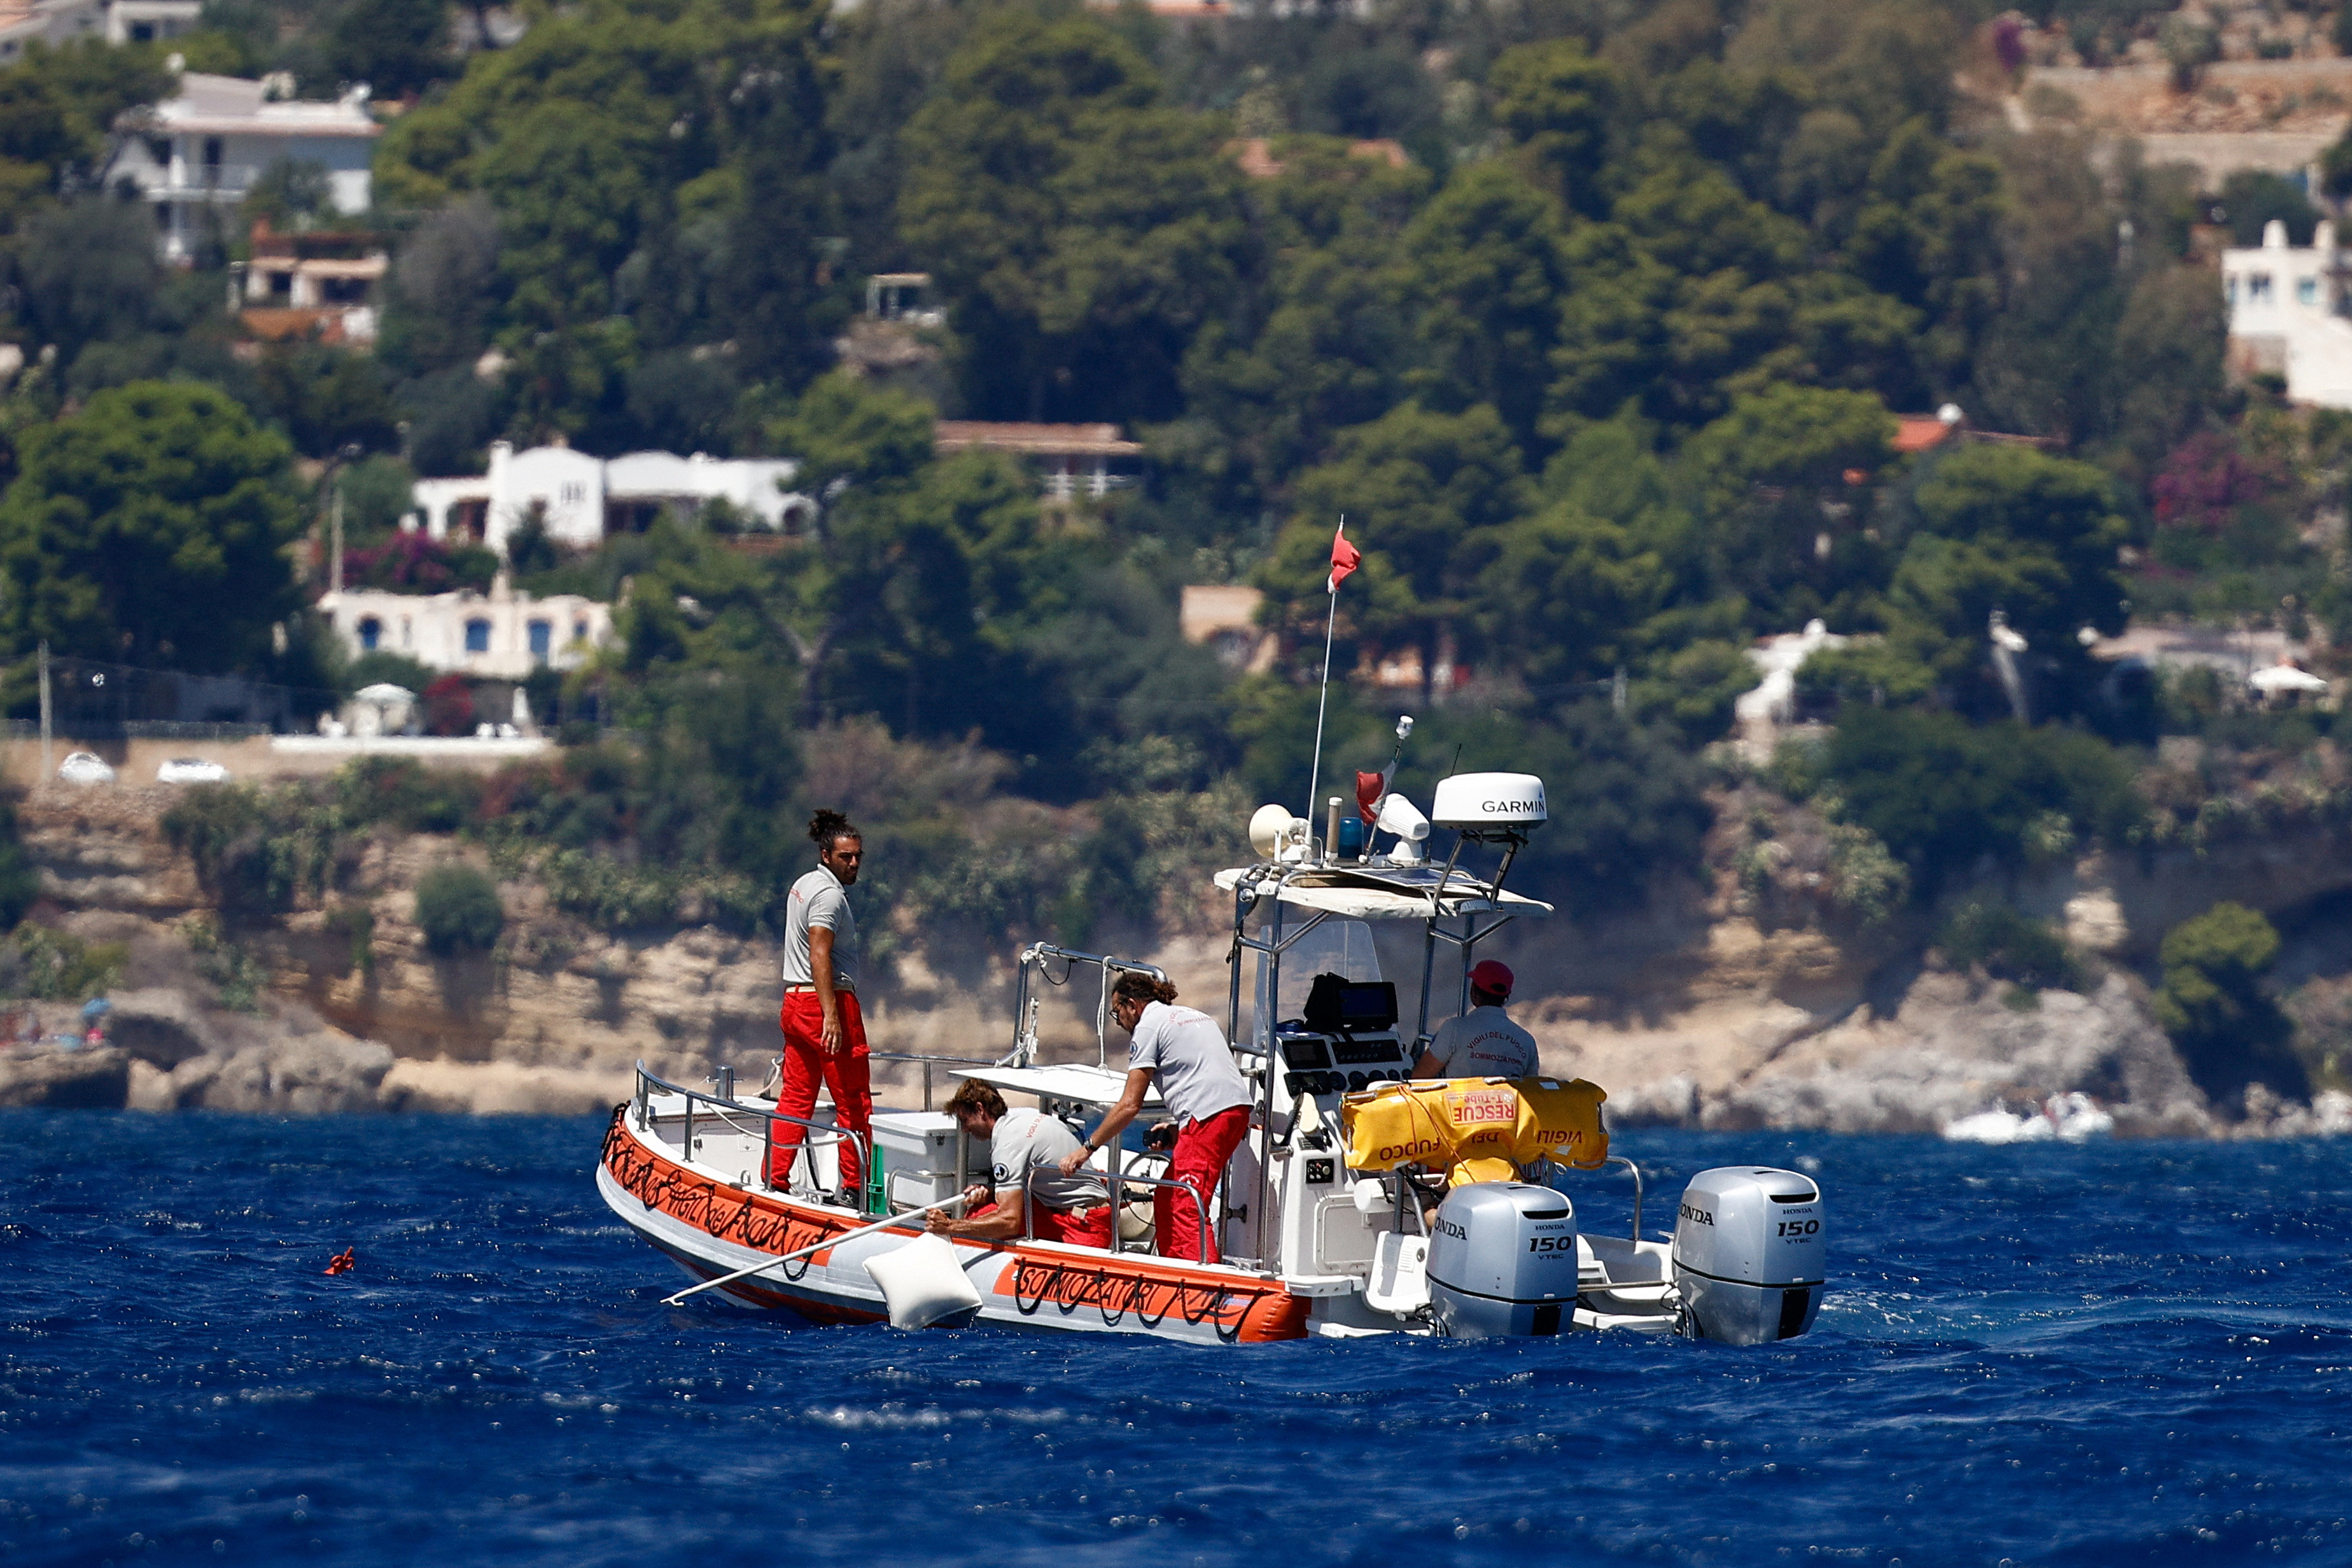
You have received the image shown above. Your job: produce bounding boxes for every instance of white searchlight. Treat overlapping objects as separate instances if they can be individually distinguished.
[1429,772,1547,831]
[1374,792,1429,843]
[1248,803,1306,860]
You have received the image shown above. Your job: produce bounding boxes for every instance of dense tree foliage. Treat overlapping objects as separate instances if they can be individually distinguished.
[2154,902,2304,1107]
[0,382,299,672]
[0,0,2332,960]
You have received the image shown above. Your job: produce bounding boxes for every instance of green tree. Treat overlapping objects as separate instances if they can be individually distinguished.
[1490,38,1621,218]
[897,10,1249,422]
[1682,383,1896,627]
[1887,443,2128,701]
[2218,169,2316,247]
[0,41,175,229]
[1476,500,1670,689]
[379,196,501,377]
[1395,160,1572,452]
[0,381,300,672]
[414,862,504,953]
[374,0,834,434]
[12,199,162,367]
[326,0,454,99]
[2153,901,2304,1107]
[251,344,400,458]
[1548,158,1823,433]
[1263,402,1530,697]
[1821,708,2137,891]
[2105,263,2227,480]
[1177,137,1426,498]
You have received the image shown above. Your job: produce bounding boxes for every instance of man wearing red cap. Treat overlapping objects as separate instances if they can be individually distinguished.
[1413,959,1541,1079]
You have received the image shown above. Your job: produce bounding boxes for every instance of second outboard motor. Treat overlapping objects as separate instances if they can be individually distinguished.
[1672,1167,1826,1345]
[1425,1182,1579,1338]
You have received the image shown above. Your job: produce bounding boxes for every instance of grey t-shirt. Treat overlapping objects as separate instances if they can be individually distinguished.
[781,865,857,990]
[990,1109,1108,1212]
[1425,1005,1540,1079]
[1127,1000,1250,1125]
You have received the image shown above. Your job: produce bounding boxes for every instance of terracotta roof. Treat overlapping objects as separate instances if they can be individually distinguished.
[1228,137,1411,179]
[934,421,1142,457]
[241,307,365,346]
[1087,0,1231,15]
[1894,415,1957,453]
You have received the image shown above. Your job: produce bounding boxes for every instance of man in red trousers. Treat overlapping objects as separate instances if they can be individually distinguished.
[770,809,871,1204]
[1058,972,1250,1264]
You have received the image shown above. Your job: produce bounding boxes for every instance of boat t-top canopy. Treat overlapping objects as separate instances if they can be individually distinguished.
[953,1063,1163,1110]
[1213,862,1554,922]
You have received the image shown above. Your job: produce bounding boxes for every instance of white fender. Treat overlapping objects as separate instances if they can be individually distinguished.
[862,1233,983,1329]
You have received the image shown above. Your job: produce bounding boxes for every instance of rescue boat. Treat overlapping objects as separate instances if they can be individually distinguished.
[596,741,1830,1345]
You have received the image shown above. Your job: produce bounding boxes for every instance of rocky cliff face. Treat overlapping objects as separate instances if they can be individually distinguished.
[7,782,2349,1134]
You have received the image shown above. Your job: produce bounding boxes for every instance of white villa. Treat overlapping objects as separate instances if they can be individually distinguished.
[318,580,612,680]
[0,0,199,60]
[2222,218,2352,408]
[409,441,811,556]
[105,73,379,263]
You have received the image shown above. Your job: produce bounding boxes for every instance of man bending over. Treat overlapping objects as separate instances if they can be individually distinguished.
[929,1080,1113,1248]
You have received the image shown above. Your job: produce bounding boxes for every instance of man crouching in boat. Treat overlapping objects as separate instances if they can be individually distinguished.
[1059,974,1250,1264]
[926,1081,1112,1247]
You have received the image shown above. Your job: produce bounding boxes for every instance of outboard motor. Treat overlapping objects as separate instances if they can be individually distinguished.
[1425,1182,1579,1338]
[1672,1167,1826,1345]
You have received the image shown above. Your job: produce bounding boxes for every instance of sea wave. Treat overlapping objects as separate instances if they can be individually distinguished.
[3,1114,2351,1566]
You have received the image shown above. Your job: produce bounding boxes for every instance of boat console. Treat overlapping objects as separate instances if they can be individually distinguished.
[1275,1027,1414,1098]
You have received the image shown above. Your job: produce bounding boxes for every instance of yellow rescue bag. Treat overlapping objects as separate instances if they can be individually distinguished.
[1340,1077,1609,1178]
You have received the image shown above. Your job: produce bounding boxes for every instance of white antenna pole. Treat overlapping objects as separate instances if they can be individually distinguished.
[1305,517,1343,844]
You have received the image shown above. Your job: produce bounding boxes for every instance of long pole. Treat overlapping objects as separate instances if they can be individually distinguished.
[659,1191,969,1306]
[38,640,50,785]
[1304,586,1338,845]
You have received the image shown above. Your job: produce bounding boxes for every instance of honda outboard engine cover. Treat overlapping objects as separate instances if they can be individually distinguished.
[1425,1182,1578,1338]
[1672,1167,1825,1345]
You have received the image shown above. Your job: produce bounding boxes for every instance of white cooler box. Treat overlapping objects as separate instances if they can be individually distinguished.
[872,1110,974,1211]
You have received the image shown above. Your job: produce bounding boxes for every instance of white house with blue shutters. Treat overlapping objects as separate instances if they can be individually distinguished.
[316,579,613,681]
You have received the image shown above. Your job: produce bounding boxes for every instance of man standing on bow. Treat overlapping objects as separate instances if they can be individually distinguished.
[770,809,872,1203]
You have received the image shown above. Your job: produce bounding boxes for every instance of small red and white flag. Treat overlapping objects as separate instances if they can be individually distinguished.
[1327,521,1361,594]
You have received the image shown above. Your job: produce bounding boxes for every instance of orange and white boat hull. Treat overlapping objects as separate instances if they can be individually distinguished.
[597,1105,1310,1343]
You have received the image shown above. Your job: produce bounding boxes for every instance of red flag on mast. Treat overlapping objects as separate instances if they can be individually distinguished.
[1327,521,1361,594]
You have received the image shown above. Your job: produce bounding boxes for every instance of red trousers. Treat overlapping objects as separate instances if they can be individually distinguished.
[972,1200,1112,1249]
[769,990,872,1195]
[1159,1104,1249,1264]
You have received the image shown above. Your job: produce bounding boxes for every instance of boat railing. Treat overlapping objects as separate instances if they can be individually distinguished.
[1010,942,1167,1068]
[1026,1163,1212,1263]
[1537,1154,1644,1243]
[633,1061,872,1208]
[866,1050,998,1112]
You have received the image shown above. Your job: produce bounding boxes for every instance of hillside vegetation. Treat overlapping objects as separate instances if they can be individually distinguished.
[0,0,2349,1114]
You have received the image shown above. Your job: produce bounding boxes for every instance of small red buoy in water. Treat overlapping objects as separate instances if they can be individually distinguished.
[324,1247,356,1276]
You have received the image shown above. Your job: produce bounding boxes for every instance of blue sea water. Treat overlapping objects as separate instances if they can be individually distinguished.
[4,1113,2351,1568]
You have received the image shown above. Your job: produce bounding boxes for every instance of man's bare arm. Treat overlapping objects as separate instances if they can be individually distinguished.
[1059,1068,1152,1176]
[810,925,841,1053]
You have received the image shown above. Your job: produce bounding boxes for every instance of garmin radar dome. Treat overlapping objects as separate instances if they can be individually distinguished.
[1671,1167,1826,1345]
[1430,772,1547,832]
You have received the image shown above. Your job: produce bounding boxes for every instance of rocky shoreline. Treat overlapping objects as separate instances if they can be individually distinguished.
[4,784,2349,1137]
